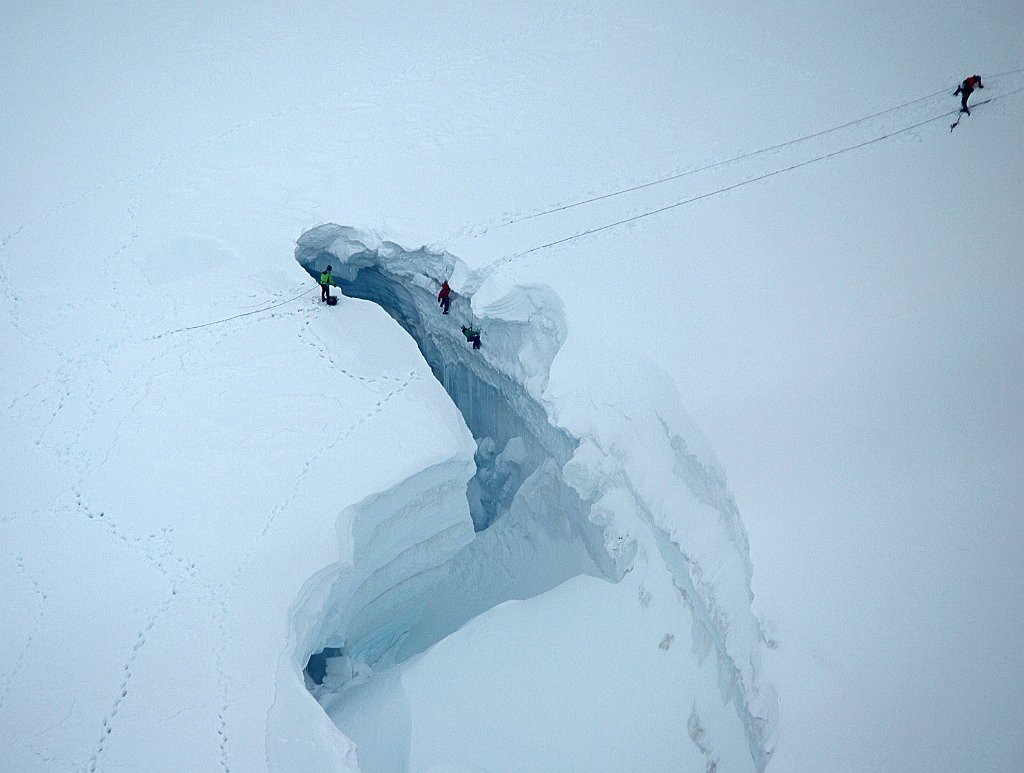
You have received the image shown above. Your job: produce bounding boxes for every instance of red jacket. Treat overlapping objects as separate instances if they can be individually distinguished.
[438,281,451,300]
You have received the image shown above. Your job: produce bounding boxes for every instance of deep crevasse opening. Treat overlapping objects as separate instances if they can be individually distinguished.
[291,227,615,682]
[291,225,776,772]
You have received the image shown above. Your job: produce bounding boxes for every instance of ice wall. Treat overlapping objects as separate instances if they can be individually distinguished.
[293,225,777,770]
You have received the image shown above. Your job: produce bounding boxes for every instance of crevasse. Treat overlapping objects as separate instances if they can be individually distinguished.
[291,225,777,771]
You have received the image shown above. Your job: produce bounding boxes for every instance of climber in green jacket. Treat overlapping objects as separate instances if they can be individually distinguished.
[320,265,334,302]
[461,325,481,350]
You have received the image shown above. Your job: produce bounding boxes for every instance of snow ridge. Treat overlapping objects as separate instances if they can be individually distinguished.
[294,225,777,770]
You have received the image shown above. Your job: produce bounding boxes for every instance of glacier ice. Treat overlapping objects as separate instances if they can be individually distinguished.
[293,225,777,771]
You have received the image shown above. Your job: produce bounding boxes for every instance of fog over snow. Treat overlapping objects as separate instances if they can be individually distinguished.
[2,3,1022,773]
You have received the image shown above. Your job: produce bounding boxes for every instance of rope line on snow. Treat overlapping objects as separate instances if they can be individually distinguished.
[151,69,1024,336]
[501,88,953,227]
[491,84,1024,269]
[500,67,1024,229]
[155,286,316,338]
[986,65,1024,79]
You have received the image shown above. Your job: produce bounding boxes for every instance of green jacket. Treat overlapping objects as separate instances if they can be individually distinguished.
[462,327,479,340]
[320,270,333,286]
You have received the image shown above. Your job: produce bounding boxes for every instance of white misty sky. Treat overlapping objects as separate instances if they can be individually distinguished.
[2,2,1022,771]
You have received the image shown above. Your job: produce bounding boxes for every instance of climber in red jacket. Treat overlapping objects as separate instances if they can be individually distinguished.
[954,75,984,114]
[437,280,452,315]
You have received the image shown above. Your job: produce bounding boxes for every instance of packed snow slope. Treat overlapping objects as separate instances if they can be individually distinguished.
[3,2,1024,772]
[295,226,776,772]
[1,235,482,771]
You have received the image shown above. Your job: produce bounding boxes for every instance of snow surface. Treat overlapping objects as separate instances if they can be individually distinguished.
[3,2,1024,772]
[1,229,479,772]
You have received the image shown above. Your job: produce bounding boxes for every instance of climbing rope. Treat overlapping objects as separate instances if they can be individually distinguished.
[488,84,1024,270]
[498,67,1024,229]
[155,69,1024,329]
[502,89,949,227]
[155,286,316,338]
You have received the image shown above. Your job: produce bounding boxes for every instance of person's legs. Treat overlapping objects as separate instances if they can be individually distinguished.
[961,88,971,113]
[321,283,329,301]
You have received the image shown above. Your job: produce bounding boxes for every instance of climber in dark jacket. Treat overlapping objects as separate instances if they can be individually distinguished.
[954,74,984,114]
[461,325,481,350]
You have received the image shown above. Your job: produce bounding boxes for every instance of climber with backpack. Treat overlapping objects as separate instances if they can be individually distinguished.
[320,265,335,303]
[461,325,481,350]
[954,74,984,115]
